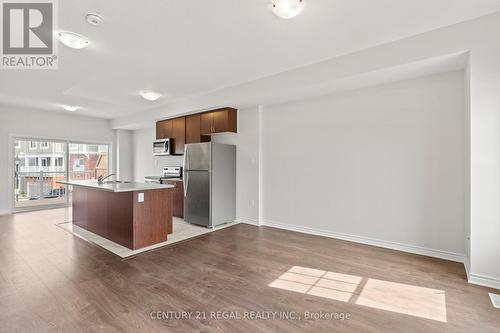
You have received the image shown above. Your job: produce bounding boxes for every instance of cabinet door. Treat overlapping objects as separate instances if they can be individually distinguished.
[213,109,227,133]
[172,117,186,154]
[186,114,201,144]
[165,181,184,219]
[213,108,237,133]
[156,120,173,139]
[200,112,214,135]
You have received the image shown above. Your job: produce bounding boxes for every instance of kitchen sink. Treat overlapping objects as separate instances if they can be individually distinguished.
[103,180,133,184]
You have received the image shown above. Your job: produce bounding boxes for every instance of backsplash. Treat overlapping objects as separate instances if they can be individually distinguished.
[154,155,184,170]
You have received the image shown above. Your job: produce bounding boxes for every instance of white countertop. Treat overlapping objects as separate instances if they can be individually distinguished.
[57,180,175,193]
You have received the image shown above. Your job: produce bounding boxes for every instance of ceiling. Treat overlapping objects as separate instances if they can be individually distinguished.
[1,0,500,121]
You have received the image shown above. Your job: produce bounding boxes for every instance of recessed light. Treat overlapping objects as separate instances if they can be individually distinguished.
[140,90,162,101]
[62,105,80,112]
[58,31,89,49]
[86,13,103,26]
[271,0,305,19]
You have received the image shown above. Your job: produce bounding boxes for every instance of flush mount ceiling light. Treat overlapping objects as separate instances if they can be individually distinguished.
[58,31,89,49]
[62,105,80,112]
[271,0,305,19]
[140,90,162,101]
[86,13,103,26]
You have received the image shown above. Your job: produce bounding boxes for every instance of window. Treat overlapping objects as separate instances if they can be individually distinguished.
[13,138,109,211]
[40,158,51,167]
[27,157,38,166]
[54,157,63,167]
[69,143,109,181]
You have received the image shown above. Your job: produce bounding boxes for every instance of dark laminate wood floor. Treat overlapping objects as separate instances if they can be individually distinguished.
[0,208,499,333]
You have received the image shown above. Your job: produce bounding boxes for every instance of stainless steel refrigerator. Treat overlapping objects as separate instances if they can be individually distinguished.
[183,142,236,228]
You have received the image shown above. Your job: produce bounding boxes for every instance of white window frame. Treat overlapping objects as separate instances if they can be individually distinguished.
[41,142,49,149]
[29,141,37,150]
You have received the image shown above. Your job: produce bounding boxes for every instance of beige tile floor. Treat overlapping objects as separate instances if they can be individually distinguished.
[58,217,238,258]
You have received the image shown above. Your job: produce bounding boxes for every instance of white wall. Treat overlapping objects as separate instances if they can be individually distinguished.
[0,107,115,214]
[114,129,134,181]
[261,71,466,259]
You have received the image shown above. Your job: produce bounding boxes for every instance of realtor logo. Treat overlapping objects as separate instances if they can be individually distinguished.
[1,0,58,69]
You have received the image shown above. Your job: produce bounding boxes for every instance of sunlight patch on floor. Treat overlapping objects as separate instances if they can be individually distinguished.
[490,293,500,309]
[269,266,447,323]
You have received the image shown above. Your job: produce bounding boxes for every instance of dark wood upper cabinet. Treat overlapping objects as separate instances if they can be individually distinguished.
[156,107,236,154]
[156,119,173,140]
[186,114,202,144]
[156,118,184,155]
[172,117,185,154]
[200,108,237,135]
[200,112,214,135]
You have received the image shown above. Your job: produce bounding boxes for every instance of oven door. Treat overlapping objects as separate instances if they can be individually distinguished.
[144,177,161,184]
[153,139,170,156]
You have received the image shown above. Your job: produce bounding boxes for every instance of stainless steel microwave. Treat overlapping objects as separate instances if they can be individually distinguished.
[153,139,172,156]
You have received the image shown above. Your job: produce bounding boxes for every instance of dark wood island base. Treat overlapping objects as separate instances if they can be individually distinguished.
[72,186,173,250]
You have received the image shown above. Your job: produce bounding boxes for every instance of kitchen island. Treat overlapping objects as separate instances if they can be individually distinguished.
[58,180,175,250]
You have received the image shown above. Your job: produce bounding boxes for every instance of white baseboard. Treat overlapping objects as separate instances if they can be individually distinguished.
[0,210,10,217]
[464,261,470,281]
[466,261,500,290]
[469,273,500,290]
[261,219,465,263]
[236,217,260,226]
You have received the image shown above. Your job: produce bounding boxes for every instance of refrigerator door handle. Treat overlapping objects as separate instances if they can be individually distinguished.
[183,145,189,171]
[183,171,188,197]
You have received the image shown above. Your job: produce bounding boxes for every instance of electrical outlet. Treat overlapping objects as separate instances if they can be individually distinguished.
[138,193,144,203]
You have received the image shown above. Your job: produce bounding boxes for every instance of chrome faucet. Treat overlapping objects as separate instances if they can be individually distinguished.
[98,173,116,185]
